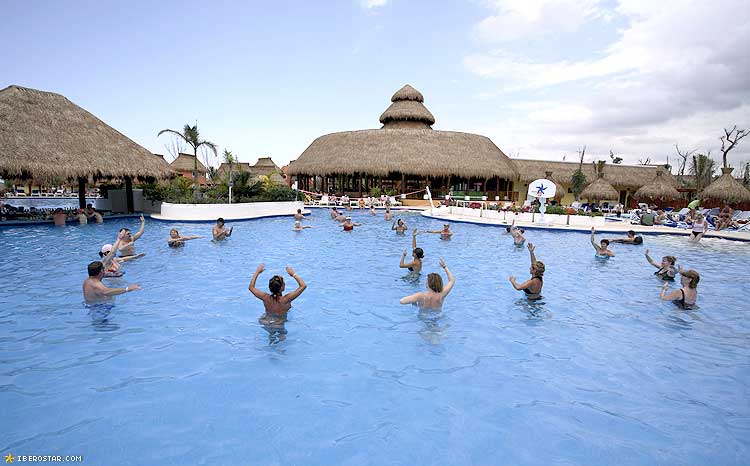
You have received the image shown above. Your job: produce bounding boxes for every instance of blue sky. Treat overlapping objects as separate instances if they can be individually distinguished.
[3,0,749,169]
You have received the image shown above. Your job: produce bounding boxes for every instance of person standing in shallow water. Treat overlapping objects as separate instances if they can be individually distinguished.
[591,227,615,257]
[213,218,233,240]
[659,266,699,309]
[399,228,423,272]
[249,264,307,316]
[83,236,141,304]
[399,257,455,310]
[509,242,545,300]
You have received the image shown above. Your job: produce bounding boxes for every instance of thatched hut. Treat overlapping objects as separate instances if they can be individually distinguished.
[633,169,680,205]
[580,177,619,201]
[701,167,750,208]
[288,84,518,198]
[0,85,171,209]
[170,153,208,185]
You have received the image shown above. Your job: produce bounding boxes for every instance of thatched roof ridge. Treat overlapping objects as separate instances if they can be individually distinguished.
[288,129,518,178]
[379,100,435,127]
[170,153,207,173]
[513,159,676,190]
[701,167,750,204]
[391,84,424,102]
[252,157,281,171]
[580,177,619,200]
[634,169,680,201]
[0,85,171,180]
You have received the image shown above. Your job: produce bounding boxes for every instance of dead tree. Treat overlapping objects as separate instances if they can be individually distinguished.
[720,126,749,168]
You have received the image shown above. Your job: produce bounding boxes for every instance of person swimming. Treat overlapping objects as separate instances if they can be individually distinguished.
[294,209,306,221]
[399,229,423,272]
[426,224,453,240]
[118,215,146,257]
[341,216,361,231]
[509,242,545,300]
[99,232,143,276]
[659,266,699,309]
[610,230,643,245]
[83,243,141,305]
[168,229,203,247]
[248,263,307,317]
[212,218,233,240]
[645,249,676,280]
[392,218,408,234]
[293,220,313,231]
[591,227,615,257]
[399,257,455,310]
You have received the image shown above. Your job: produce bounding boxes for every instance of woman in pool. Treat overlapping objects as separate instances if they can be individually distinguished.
[509,242,545,300]
[426,224,453,240]
[392,218,408,234]
[341,217,361,231]
[293,220,313,231]
[659,266,699,309]
[399,229,423,272]
[689,213,707,242]
[384,206,393,221]
[369,205,377,215]
[249,263,307,316]
[590,227,615,257]
[644,249,676,280]
[399,257,455,310]
[610,230,643,245]
[168,229,203,247]
[330,207,339,220]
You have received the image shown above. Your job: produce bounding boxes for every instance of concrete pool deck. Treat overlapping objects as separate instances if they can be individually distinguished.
[419,206,750,242]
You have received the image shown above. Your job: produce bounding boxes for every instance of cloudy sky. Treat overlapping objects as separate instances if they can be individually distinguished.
[3,0,749,169]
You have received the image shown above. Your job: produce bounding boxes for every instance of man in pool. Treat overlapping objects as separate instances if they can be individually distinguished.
[399,257,455,310]
[168,229,203,247]
[293,220,313,231]
[118,215,146,257]
[83,259,141,304]
[609,230,643,245]
[399,229,423,272]
[591,227,615,257]
[49,208,67,226]
[85,204,103,223]
[294,209,306,221]
[213,218,233,240]
[425,224,453,239]
[384,205,393,221]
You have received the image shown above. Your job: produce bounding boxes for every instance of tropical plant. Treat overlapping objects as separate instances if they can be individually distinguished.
[369,187,382,198]
[689,152,716,192]
[157,123,218,199]
[570,146,587,201]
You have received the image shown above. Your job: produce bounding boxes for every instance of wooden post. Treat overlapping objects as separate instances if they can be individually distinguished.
[77,176,87,209]
[125,176,134,213]
[401,173,406,194]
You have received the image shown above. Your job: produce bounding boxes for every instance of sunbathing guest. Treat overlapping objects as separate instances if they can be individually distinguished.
[654,210,668,225]
[659,266,699,309]
[341,216,361,231]
[509,242,545,300]
[392,218,408,234]
[384,206,393,221]
[213,217,233,241]
[83,256,141,304]
[358,198,366,209]
[399,229,423,272]
[248,263,307,318]
[426,223,453,240]
[293,220,313,231]
[168,229,203,247]
[644,249,676,280]
[399,258,455,310]
[118,215,146,257]
[689,214,707,242]
[591,227,615,257]
[716,205,733,230]
[610,230,643,245]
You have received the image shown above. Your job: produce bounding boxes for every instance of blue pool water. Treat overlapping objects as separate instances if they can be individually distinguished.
[1,210,749,465]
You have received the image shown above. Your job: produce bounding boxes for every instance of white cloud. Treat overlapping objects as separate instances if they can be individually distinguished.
[361,0,388,9]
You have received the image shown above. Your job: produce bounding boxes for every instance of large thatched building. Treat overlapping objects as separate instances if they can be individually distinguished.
[0,85,170,208]
[288,85,518,199]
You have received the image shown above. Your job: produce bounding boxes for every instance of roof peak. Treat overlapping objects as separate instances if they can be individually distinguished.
[380,85,435,128]
[391,84,424,103]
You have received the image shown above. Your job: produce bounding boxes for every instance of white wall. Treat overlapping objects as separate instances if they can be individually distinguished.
[153,201,305,221]
[446,206,607,226]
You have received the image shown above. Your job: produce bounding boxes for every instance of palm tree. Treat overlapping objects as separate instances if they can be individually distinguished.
[223,149,235,203]
[689,152,716,193]
[158,123,217,199]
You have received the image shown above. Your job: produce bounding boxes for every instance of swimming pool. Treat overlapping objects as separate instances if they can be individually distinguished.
[1,210,748,465]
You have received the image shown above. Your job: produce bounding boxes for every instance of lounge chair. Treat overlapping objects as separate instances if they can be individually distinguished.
[314,195,330,206]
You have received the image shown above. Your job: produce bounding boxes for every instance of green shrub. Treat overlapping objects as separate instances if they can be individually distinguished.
[369,187,381,198]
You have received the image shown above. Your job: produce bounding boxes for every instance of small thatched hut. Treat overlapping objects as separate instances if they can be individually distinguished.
[288,84,518,199]
[580,177,619,201]
[170,153,208,185]
[634,169,680,204]
[701,167,750,208]
[0,85,171,209]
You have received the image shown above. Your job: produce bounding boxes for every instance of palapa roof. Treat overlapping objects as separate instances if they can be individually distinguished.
[289,84,517,179]
[216,162,252,178]
[252,156,281,172]
[580,177,619,200]
[701,167,750,204]
[0,85,171,181]
[634,169,680,201]
[513,159,676,190]
[170,153,207,173]
[543,171,566,199]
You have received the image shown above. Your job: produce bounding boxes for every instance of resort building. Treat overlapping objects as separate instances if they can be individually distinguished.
[288,84,519,200]
[169,153,208,185]
[216,156,286,185]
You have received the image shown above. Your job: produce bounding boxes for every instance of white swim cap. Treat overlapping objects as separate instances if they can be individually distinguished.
[101,244,112,253]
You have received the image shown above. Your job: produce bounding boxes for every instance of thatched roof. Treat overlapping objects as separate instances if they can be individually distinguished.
[252,157,281,172]
[701,167,750,204]
[289,129,518,178]
[634,169,680,202]
[216,162,252,179]
[170,153,207,173]
[543,171,566,199]
[581,177,619,200]
[0,85,171,181]
[290,84,517,179]
[513,159,676,190]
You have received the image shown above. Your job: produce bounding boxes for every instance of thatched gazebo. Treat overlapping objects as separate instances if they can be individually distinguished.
[288,84,518,199]
[701,167,750,208]
[633,168,680,205]
[580,177,619,202]
[0,85,171,210]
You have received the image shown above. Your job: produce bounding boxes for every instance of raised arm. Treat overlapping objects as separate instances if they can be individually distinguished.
[528,242,538,266]
[132,215,146,241]
[439,258,456,297]
[101,237,123,269]
[283,267,307,302]
[590,228,600,250]
[391,222,397,230]
[399,250,415,269]
[659,282,682,301]
[644,249,659,268]
[248,264,267,299]
[412,228,418,249]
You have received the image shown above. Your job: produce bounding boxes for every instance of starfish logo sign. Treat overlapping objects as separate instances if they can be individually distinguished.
[534,184,547,196]
[4,453,13,463]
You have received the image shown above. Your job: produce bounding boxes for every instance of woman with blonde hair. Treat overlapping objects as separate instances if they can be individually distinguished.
[509,242,545,300]
[660,266,699,309]
[399,258,455,310]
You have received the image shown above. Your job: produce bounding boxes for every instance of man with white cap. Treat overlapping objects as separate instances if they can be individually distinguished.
[292,220,313,231]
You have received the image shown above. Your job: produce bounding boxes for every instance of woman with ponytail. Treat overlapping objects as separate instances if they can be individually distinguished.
[249,264,307,315]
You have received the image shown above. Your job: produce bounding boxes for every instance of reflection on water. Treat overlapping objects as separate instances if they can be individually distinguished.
[401,271,421,285]
[86,303,119,332]
[418,309,447,345]
[515,298,550,321]
[259,314,288,345]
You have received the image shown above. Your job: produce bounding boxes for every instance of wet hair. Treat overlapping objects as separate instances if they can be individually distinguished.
[413,247,424,259]
[681,269,700,288]
[663,256,676,265]
[427,273,444,292]
[268,275,284,300]
[397,219,404,225]
[601,239,610,246]
[297,209,301,214]
[533,261,545,276]
[86,203,93,209]
[217,217,225,224]
[88,261,103,277]
[627,230,636,236]
[518,228,525,234]
[505,227,511,232]
[98,251,106,258]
